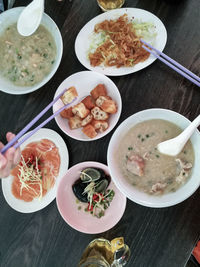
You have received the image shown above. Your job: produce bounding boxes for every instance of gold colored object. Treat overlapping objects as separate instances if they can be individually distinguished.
[78,237,130,267]
[97,0,125,12]
[111,237,124,253]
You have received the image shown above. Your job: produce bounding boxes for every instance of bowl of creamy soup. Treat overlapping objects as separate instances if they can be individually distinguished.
[0,7,63,95]
[107,108,200,208]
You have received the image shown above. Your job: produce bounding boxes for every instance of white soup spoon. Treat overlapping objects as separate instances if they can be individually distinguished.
[17,0,44,36]
[157,114,200,156]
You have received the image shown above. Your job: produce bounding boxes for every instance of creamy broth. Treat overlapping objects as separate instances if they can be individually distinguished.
[117,119,194,195]
[0,23,56,86]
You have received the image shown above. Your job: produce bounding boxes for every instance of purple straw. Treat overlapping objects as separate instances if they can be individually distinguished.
[142,44,200,87]
[141,39,200,83]
[0,88,72,154]
[13,98,77,149]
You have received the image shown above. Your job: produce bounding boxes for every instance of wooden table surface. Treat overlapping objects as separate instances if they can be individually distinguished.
[0,0,200,266]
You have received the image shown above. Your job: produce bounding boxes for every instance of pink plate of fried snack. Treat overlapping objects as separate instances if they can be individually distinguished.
[53,71,122,141]
[56,161,126,234]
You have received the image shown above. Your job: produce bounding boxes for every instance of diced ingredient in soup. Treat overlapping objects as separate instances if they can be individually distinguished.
[11,139,60,202]
[117,119,194,195]
[0,23,56,86]
[126,154,144,177]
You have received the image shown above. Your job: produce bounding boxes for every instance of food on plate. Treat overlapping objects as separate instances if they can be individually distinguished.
[88,14,156,68]
[116,119,194,195]
[82,124,98,139]
[61,86,78,105]
[91,84,107,99]
[60,107,74,119]
[68,116,82,129]
[0,23,57,86]
[91,106,109,121]
[60,84,117,139]
[96,96,117,114]
[81,114,93,127]
[72,167,115,218]
[81,95,95,110]
[72,103,90,119]
[11,139,60,202]
[91,120,108,132]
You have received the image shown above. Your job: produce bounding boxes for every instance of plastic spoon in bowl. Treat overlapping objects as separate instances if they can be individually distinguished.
[17,0,44,36]
[157,114,200,156]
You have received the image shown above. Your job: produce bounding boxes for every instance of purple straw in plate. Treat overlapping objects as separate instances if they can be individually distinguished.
[0,88,73,154]
[141,40,200,87]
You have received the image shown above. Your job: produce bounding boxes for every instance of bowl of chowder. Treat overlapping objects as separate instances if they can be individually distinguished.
[107,108,200,208]
[0,7,63,95]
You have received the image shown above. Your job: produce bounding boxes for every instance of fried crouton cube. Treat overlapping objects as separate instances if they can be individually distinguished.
[72,103,90,119]
[82,124,97,139]
[60,86,78,104]
[96,96,117,114]
[91,120,109,132]
[81,95,95,110]
[91,106,109,121]
[60,107,74,119]
[68,116,82,129]
[90,84,107,100]
[81,114,93,127]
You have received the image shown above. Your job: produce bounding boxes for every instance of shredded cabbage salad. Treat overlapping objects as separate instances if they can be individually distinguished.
[88,18,157,57]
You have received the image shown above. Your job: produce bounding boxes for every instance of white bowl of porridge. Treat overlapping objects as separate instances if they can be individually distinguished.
[0,7,63,95]
[107,108,200,208]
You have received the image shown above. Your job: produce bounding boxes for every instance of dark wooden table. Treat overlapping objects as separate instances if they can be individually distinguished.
[0,0,200,266]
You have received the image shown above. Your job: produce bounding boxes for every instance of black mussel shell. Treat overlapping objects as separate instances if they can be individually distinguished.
[96,168,107,179]
[95,179,109,193]
[95,174,111,193]
[104,175,111,186]
[80,168,101,182]
[72,178,88,203]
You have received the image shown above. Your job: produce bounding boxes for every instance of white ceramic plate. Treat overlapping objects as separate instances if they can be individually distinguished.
[107,109,200,208]
[75,8,167,76]
[53,71,122,141]
[1,128,69,213]
[0,7,63,95]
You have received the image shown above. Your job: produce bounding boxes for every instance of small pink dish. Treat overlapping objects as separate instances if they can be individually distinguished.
[56,161,126,234]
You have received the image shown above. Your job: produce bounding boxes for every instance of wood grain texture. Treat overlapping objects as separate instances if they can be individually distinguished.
[0,0,200,266]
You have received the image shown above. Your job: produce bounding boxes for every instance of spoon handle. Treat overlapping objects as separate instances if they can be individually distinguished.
[177,114,200,142]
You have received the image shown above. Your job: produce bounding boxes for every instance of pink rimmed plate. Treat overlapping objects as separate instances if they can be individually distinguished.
[56,161,126,234]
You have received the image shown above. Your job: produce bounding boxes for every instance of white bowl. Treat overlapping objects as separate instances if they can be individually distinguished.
[107,108,200,208]
[53,71,122,141]
[0,7,63,95]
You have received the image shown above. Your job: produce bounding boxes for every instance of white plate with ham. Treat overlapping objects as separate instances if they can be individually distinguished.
[1,128,69,213]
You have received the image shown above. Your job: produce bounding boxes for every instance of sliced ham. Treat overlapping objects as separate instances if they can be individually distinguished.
[126,154,145,177]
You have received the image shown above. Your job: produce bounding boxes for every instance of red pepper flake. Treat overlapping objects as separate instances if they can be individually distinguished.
[99,193,104,200]
[87,203,93,212]
[92,193,104,202]
[93,194,99,202]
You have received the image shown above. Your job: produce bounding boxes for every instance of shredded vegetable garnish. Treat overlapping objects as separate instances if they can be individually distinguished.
[88,14,156,68]
[81,175,114,218]
[18,155,43,200]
